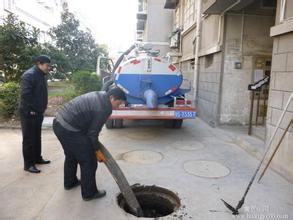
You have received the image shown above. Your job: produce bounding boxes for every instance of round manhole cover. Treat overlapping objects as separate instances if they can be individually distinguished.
[183,160,230,178]
[122,150,163,164]
[173,140,205,151]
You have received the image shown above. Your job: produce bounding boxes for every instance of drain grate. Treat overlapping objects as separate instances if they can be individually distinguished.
[117,185,181,218]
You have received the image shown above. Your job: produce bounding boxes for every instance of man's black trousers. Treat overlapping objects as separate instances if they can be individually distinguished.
[20,114,44,168]
[53,119,98,199]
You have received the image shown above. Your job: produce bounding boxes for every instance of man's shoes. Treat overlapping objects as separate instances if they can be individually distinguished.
[35,159,51,164]
[24,165,41,173]
[83,190,106,201]
[64,180,81,190]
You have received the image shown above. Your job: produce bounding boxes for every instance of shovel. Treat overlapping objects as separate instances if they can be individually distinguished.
[221,93,293,215]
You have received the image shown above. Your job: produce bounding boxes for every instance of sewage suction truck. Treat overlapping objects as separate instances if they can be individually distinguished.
[99,43,196,129]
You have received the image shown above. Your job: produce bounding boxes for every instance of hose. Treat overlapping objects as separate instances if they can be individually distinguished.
[96,144,143,216]
[102,44,136,91]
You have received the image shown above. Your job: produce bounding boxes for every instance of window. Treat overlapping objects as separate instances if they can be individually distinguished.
[261,0,276,9]
[4,0,14,12]
[280,0,293,22]
[174,7,180,29]
[205,54,214,68]
[138,0,147,13]
[183,0,195,30]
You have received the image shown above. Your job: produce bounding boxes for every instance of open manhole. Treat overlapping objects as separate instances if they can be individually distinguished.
[183,160,230,179]
[122,150,163,164]
[117,185,181,218]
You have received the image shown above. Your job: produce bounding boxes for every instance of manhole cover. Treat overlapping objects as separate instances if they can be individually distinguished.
[173,140,205,151]
[183,160,230,178]
[117,185,181,218]
[122,150,163,164]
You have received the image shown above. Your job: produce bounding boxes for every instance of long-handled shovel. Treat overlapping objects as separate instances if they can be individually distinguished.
[257,119,293,183]
[221,93,293,215]
[96,144,144,217]
[221,156,264,215]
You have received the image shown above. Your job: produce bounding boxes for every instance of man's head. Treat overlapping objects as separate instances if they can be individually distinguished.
[35,55,51,74]
[106,87,127,109]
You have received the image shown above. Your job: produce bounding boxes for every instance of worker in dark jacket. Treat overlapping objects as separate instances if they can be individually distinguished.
[20,55,51,174]
[53,87,126,201]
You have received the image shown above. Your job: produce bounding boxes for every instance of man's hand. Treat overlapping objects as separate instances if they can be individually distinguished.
[95,150,106,163]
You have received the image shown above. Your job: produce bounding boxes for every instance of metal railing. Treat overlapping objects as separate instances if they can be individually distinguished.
[248,76,270,135]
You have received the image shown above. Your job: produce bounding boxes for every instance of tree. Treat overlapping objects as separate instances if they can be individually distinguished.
[0,14,40,82]
[41,43,71,80]
[49,10,107,73]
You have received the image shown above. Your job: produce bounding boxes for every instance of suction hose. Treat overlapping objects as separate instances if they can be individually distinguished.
[102,44,136,91]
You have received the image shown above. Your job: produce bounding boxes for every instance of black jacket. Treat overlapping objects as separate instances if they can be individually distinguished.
[56,91,112,150]
[19,66,48,115]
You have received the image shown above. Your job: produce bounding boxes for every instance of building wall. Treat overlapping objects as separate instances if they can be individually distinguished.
[143,0,173,56]
[199,14,222,56]
[181,29,195,61]
[0,0,65,42]
[166,0,198,84]
[180,27,195,82]
[220,13,274,124]
[266,0,293,182]
[197,52,222,126]
[196,13,223,126]
[197,0,275,126]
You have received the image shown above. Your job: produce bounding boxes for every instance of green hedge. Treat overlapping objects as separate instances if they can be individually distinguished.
[0,82,20,118]
[72,70,101,95]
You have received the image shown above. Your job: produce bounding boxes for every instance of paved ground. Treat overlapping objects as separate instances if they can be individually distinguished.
[0,119,292,220]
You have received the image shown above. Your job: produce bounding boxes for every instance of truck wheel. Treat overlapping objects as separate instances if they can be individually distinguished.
[173,119,183,129]
[114,119,123,128]
[106,119,114,129]
[164,120,174,128]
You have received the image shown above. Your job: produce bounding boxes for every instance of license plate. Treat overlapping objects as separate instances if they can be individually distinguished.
[175,111,196,119]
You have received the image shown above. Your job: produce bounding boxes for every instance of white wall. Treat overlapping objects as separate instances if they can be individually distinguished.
[143,0,173,56]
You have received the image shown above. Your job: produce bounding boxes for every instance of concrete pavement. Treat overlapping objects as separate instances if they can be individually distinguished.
[0,119,292,219]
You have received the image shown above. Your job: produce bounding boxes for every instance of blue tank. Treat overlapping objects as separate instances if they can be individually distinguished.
[114,55,190,108]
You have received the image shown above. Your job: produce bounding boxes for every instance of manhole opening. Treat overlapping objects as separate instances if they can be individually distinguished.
[117,185,181,218]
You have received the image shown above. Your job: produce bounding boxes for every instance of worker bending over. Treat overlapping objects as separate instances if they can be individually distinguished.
[53,87,126,201]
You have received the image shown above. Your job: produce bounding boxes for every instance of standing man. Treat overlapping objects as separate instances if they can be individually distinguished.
[53,88,126,201]
[20,55,51,173]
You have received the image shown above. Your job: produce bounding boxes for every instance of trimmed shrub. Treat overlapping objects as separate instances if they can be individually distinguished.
[72,70,101,95]
[0,82,20,118]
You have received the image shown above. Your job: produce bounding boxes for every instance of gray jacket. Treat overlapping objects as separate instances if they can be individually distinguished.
[56,91,112,150]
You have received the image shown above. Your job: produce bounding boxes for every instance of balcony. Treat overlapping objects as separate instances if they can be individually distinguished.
[164,0,179,9]
[203,0,255,14]
[169,28,181,49]
[136,20,145,31]
[136,12,147,20]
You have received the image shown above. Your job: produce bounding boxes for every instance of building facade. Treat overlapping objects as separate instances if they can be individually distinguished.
[266,0,293,182]
[196,0,275,128]
[136,0,173,56]
[163,0,292,182]
[0,0,66,42]
[164,0,198,86]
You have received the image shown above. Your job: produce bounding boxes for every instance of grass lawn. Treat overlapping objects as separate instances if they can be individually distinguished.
[48,81,76,99]
[46,81,77,116]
